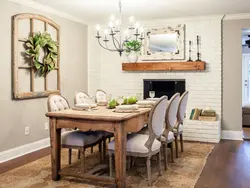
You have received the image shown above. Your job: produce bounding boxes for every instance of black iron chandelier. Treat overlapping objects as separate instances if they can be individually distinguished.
[95,0,144,56]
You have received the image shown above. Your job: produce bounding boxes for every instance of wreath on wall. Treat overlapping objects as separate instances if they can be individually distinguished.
[25,32,57,76]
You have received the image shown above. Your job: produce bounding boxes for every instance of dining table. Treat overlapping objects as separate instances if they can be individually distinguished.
[46,106,151,188]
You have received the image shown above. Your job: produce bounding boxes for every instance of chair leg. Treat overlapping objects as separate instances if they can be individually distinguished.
[146,157,152,186]
[68,149,72,165]
[170,142,174,163]
[157,152,162,176]
[98,141,102,163]
[175,135,179,158]
[109,153,113,177]
[78,149,81,159]
[180,133,184,152]
[127,156,131,170]
[163,144,168,170]
[91,146,94,153]
[80,148,85,173]
[103,138,107,160]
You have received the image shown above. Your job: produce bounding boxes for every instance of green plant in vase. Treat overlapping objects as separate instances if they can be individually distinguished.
[124,40,142,63]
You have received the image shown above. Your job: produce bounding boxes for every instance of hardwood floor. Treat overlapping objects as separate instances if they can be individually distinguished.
[195,140,250,188]
[1,140,250,188]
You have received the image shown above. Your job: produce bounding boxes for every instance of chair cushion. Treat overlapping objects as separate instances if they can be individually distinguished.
[173,124,183,133]
[108,134,161,154]
[137,125,150,135]
[61,130,102,147]
[102,131,113,138]
[161,131,174,142]
[243,103,250,114]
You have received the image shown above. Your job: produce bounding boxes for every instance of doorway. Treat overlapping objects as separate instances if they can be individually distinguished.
[242,28,250,140]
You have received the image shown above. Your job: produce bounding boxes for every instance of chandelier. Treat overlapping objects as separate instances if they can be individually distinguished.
[95,0,144,56]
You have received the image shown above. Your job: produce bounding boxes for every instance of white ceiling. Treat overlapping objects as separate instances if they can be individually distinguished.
[32,0,250,24]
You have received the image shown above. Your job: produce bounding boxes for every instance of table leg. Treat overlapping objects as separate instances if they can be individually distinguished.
[114,123,127,188]
[50,118,61,180]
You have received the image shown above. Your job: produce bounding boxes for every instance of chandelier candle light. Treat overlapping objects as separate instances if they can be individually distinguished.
[95,0,144,56]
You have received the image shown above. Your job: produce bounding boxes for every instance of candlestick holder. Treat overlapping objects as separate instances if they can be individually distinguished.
[196,35,201,61]
[187,40,193,62]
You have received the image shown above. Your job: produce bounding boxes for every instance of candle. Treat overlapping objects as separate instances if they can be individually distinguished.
[197,35,199,53]
[104,29,108,39]
[96,25,100,36]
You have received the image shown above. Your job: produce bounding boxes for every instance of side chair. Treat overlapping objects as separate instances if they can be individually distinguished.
[108,96,169,186]
[47,94,103,171]
[174,91,189,158]
[162,93,180,167]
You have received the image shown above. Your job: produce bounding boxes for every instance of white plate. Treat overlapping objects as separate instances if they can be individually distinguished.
[115,105,138,110]
[146,98,161,101]
[75,103,97,109]
[136,100,155,105]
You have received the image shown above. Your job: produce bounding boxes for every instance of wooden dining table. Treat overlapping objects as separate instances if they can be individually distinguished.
[46,106,151,188]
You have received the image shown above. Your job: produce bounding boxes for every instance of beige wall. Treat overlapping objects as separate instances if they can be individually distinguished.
[0,0,88,151]
[222,19,250,131]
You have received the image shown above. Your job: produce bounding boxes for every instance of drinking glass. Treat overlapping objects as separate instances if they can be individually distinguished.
[149,91,155,98]
[106,94,112,102]
[117,96,124,105]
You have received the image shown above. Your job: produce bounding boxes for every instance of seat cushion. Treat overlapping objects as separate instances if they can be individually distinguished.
[243,103,250,114]
[108,134,161,154]
[137,125,150,135]
[62,130,102,147]
[161,131,174,142]
[102,131,113,138]
[173,124,183,133]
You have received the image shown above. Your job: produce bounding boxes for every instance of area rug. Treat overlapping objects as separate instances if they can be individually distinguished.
[0,142,214,188]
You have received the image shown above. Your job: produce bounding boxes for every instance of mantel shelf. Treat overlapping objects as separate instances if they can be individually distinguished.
[122,61,206,71]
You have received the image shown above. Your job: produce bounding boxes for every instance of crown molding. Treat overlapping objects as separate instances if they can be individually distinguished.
[8,0,89,25]
[224,13,250,20]
[89,14,225,26]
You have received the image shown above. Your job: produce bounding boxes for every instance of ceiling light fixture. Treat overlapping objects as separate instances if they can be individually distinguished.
[95,0,144,56]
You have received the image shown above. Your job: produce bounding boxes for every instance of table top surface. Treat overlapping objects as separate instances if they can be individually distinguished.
[46,106,151,121]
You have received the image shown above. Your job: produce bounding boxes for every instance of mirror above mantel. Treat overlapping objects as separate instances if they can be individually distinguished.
[140,24,185,61]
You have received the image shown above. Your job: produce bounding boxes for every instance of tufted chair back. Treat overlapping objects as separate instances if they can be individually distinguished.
[165,93,180,129]
[177,91,189,124]
[149,96,169,137]
[47,94,70,112]
[74,91,89,105]
[96,89,107,103]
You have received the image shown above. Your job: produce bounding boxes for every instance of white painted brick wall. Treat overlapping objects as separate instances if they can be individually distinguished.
[88,17,222,126]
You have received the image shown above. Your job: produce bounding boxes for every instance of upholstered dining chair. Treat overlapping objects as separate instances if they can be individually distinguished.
[162,93,180,167]
[108,96,169,186]
[74,91,89,104]
[95,89,113,159]
[95,89,107,104]
[47,94,103,171]
[174,91,189,158]
[74,91,97,154]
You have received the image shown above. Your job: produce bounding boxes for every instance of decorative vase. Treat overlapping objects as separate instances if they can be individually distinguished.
[127,51,139,63]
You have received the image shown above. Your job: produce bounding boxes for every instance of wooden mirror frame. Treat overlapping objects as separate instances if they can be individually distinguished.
[140,24,185,61]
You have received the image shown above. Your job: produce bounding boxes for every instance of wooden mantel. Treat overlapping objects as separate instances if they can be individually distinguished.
[122,61,206,71]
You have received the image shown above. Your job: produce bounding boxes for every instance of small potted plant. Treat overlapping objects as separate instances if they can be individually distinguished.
[124,40,142,63]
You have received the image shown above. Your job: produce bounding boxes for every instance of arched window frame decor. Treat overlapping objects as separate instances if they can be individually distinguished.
[12,13,61,100]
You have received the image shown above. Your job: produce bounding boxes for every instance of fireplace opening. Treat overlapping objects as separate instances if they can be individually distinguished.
[143,79,186,99]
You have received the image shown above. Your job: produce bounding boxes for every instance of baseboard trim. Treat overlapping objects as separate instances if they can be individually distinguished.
[0,138,50,163]
[221,130,243,141]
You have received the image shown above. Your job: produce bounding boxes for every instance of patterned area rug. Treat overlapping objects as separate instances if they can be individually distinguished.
[0,142,214,188]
